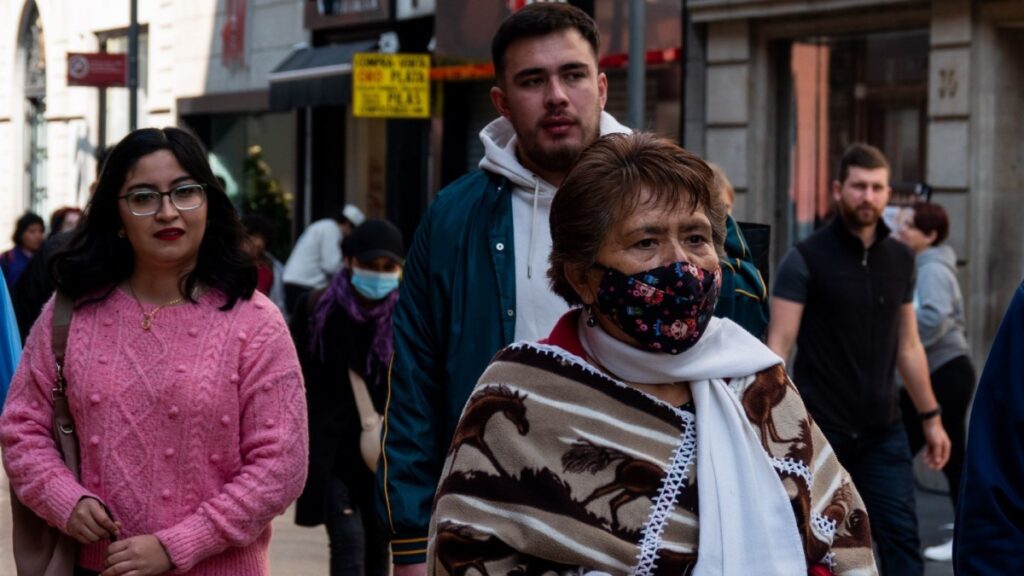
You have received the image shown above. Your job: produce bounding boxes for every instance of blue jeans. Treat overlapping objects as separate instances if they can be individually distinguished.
[821,424,923,576]
[326,475,389,576]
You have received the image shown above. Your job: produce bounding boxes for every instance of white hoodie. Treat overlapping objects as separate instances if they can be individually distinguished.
[478,111,630,342]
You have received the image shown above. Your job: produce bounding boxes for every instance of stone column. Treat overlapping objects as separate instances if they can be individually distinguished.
[965,0,1024,362]
[704,20,751,219]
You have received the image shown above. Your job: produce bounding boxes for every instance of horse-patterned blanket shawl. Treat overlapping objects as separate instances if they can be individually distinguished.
[427,342,877,575]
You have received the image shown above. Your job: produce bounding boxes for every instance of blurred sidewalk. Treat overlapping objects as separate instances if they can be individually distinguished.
[0,464,329,574]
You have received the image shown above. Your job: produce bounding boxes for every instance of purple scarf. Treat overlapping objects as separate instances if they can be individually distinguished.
[309,270,399,382]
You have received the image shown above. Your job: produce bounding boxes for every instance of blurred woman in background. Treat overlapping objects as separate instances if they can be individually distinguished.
[897,201,975,562]
[1,212,45,289]
[49,207,84,238]
[292,219,404,576]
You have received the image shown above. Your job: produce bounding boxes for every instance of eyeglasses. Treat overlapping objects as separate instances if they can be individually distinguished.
[119,184,207,216]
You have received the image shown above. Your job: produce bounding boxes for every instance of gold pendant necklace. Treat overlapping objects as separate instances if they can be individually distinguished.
[128,281,184,331]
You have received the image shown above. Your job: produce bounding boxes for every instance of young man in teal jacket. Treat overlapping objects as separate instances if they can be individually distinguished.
[376,5,628,573]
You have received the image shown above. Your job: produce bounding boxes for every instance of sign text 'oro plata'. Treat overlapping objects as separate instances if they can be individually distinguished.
[353,53,430,119]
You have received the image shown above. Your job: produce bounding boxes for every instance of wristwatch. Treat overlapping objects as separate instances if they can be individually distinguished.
[918,405,942,421]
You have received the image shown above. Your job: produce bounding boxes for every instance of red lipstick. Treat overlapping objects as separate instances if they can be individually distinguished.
[154,228,185,241]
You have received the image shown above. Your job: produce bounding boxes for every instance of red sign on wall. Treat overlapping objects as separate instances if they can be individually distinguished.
[67,53,127,87]
[221,0,247,69]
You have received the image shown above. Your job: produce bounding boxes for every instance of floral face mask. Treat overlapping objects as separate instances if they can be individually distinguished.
[592,261,721,354]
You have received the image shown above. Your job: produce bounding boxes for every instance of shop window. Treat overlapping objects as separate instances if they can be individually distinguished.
[186,112,297,258]
[776,30,929,248]
[306,0,388,30]
[318,0,381,15]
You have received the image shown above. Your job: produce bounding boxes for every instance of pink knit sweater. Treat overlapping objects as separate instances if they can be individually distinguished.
[0,288,308,575]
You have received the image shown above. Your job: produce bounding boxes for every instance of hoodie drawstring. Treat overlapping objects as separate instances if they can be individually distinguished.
[527,177,540,279]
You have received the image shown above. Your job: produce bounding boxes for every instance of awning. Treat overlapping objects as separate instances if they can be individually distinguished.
[268,40,377,111]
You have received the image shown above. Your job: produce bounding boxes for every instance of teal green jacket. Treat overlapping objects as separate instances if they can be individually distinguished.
[714,215,770,339]
[376,170,515,562]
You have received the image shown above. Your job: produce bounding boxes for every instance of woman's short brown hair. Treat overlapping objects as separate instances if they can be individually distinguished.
[548,132,726,306]
[912,202,950,246]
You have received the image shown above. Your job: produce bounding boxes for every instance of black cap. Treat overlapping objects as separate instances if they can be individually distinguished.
[345,219,405,263]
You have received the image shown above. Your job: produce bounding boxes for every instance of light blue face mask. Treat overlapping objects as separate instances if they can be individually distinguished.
[351,268,401,300]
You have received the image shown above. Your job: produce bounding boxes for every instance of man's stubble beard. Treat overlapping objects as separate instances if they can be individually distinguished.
[524,140,584,175]
[838,200,883,230]
[520,112,602,177]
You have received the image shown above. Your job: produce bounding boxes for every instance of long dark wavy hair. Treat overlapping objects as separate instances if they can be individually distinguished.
[51,127,256,310]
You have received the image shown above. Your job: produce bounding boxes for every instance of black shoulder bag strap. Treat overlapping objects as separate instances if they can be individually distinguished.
[50,292,81,475]
[10,292,81,576]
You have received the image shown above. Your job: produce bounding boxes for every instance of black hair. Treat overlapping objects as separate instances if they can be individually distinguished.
[334,206,350,225]
[52,127,256,310]
[12,212,44,247]
[241,214,275,245]
[491,3,600,81]
[838,143,889,183]
[95,145,114,180]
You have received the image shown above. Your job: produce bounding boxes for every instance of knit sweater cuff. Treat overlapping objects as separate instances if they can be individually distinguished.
[155,513,219,573]
[390,534,429,565]
[42,475,94,532]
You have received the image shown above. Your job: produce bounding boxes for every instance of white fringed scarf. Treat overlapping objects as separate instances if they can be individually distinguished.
[579,316,808,575]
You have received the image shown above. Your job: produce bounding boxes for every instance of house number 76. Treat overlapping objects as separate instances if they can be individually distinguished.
[938,67,958,99]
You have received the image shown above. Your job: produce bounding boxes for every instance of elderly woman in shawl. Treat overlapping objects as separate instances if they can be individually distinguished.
[427,133,877,576]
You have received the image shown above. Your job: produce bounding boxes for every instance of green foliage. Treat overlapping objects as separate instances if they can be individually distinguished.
[240,145,293,259]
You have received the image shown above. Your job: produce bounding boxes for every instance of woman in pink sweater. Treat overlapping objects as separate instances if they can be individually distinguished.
[0,127,308,576]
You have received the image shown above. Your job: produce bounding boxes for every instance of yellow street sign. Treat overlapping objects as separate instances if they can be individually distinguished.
[353,53,430,119]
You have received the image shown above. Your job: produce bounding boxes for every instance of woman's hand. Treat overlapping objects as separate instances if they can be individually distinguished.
[67,497,120,544]
[100,535,173,576]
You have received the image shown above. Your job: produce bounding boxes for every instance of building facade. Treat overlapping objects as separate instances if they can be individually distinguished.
[686,0,1024,364]
[2,0,1020,364]
[0,0,306,254]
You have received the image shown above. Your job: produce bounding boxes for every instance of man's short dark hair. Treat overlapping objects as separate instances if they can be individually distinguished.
[838,143,890,183]
[491,3,600,81]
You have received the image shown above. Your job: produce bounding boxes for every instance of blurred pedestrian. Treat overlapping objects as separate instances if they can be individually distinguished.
[767,143,950,575]
[895,202,975,562]
[241,214,287,316]
[954,280,1024,574]
[49,206,83,238]
[377,5,629,571]
[12,147,112,341]
[292,219,403,576]
[707,162,770,339]
[1,212,45,290]
[282,204,365,313]
[0,127,308,575]
[0,268,20,411]
[428,133,877,575]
